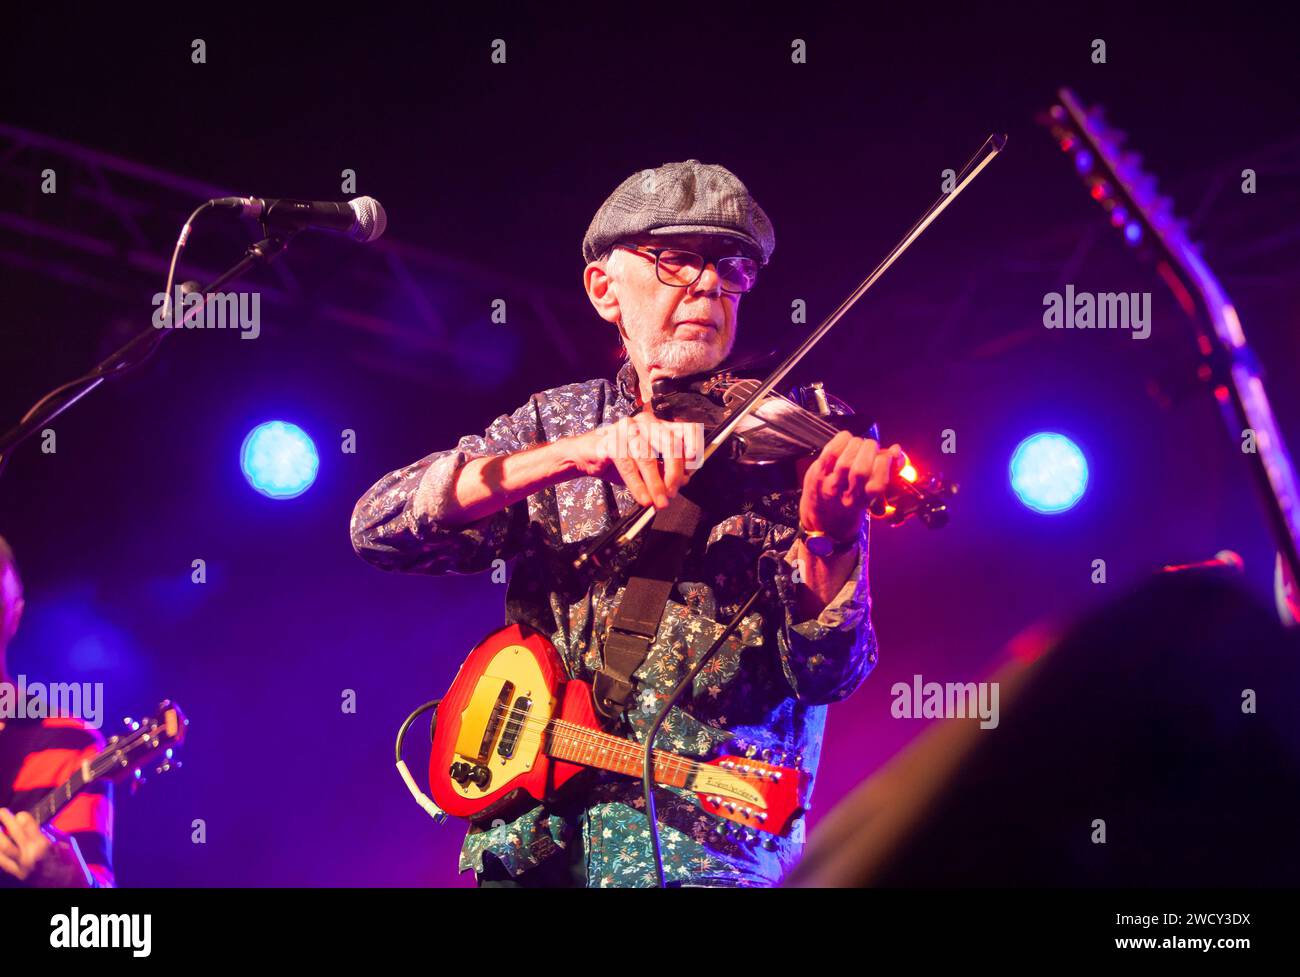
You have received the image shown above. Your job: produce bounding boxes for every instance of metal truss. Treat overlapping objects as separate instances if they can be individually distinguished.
[0,122,585,388]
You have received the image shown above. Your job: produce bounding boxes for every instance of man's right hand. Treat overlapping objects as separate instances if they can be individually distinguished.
[570,410,703,510]
[0,809,93,887]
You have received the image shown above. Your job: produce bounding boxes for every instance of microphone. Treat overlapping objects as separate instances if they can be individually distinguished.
[210,196,387,243]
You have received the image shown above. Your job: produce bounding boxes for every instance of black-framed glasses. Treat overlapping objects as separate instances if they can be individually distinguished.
[613,244,759,294]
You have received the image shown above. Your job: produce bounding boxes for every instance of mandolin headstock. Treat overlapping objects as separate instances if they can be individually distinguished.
[694,748,808,841]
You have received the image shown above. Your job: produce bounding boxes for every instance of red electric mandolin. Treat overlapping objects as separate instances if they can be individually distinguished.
[427,624,807,838]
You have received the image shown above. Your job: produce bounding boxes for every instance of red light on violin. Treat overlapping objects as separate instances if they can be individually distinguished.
[899,463,918,483]
[1059,136,1075,152]
[1090,182,1109,201]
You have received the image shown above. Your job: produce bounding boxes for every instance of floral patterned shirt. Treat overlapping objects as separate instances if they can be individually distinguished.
[350,361,878,887]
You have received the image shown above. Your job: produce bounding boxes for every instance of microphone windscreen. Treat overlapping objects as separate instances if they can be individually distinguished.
[348,196,387,243]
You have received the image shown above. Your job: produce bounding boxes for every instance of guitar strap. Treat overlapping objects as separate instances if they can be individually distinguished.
[593,491,703,728]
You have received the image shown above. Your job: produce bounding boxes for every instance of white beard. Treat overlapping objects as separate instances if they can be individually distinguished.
[633,331,734,377]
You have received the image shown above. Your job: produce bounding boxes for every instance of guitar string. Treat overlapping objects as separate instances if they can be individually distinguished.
[486,704,703,780]
[31,725,161,822]
[481,699,787,789]
[459,708,782,826]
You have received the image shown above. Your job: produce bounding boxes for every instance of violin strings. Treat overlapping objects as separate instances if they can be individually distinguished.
[728,380,843,446]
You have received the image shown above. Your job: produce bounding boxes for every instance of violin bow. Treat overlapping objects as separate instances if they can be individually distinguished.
[575,133,1007,570]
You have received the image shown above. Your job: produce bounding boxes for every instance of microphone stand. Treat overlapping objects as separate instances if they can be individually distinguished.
[0,231,297,479]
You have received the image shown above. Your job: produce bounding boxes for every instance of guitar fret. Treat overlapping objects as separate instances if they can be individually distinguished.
[546,722,689,787]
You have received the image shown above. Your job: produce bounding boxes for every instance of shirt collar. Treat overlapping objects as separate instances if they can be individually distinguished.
[615,359,641,408]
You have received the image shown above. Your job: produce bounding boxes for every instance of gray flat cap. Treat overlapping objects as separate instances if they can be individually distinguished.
[582,159,775,266]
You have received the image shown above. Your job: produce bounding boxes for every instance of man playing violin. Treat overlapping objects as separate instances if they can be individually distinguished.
[351,160,904,887]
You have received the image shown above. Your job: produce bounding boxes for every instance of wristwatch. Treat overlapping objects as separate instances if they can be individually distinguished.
[799,523,858,557]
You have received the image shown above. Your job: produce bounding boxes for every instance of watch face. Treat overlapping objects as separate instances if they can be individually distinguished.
[805,533,834,557]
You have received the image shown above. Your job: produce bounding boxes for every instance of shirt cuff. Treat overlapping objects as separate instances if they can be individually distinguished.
[783,544,869,636]
[412,448,494,531]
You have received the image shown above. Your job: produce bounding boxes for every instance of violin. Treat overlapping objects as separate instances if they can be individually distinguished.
[652,366,955,518]
[569,364,959,571]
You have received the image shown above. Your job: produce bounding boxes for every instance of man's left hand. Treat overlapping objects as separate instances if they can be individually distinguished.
[799,430,905,543]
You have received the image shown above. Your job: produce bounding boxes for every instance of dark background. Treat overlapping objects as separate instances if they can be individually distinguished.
[1,6,1297,885]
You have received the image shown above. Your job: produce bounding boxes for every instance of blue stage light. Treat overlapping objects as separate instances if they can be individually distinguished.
[1124,221,1143,245]
[241,421,319,499]
[1009,433,1088,513]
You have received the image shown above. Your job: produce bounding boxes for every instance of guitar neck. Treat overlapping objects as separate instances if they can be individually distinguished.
[25,768,91,828]
[1051,88,1300,593]
[543,722,696,788]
